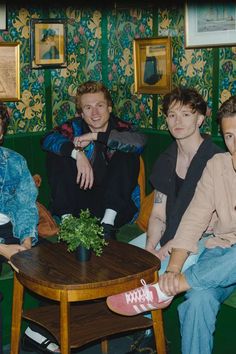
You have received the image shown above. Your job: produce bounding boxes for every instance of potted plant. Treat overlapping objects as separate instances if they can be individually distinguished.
[58,209,108,261]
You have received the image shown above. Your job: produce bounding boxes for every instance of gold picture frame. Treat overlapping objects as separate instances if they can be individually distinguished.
[185,3,236,48]
[0,42,20,101]
[133,37,172,94]
[0,3,7,30]
[31,19,66,69]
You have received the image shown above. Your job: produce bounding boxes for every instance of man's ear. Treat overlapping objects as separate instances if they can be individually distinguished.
[197,114,205,127]
[108,106,112,113]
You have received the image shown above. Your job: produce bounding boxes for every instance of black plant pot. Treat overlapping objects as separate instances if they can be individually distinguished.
[75,245,92,262]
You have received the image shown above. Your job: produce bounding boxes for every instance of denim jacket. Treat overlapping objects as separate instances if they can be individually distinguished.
[0,147,38,244]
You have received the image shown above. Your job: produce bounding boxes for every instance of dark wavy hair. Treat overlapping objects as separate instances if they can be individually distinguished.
[76,81,113,114]
[0,103,10,144]
[217,96,236,128]
[162,87,207,116]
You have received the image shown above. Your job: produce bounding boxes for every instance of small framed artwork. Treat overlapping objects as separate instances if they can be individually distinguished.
[0,3,7,30]
[0,42,20,101]
[185,3,236,48]
[30,19,66,69]
[133,37,172,94]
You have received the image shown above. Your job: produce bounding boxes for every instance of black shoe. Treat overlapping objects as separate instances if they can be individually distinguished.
[101,223,118,241]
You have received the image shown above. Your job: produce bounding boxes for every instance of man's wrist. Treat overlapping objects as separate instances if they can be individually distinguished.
[72,148,85,160]
[146,237,157,250]
[74,146,84,152]
[165,264,181,274]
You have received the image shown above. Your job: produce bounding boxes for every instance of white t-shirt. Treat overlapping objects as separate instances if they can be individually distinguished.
[0,213,10,225]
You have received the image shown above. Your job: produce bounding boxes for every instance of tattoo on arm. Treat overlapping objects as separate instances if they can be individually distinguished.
[154,191,164,204]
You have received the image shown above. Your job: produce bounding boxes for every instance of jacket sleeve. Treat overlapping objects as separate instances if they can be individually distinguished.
[13,157,39,245]
[97,127,147,154]
[41,120,78,157]
[171,159,216,253]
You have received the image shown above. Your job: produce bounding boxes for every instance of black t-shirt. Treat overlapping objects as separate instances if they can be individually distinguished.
[175,173,184,196]
[149,138,223,246]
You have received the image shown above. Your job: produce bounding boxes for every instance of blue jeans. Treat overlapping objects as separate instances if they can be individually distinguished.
[179,244,236,354]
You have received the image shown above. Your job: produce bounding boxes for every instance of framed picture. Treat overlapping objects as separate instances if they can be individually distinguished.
[133,37,172,94]
[0,42,20,101]
[0,3,7,30]
[30,19,66,69]
[185,3,236,48]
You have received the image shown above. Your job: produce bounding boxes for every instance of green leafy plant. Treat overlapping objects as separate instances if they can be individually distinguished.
[58,209,107,256]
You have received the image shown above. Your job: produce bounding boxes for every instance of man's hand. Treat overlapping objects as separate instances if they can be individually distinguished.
[22,237,32,250]
[159,271,181,296]
[155,241,173,261]
[0,244,27,260]
[74,132,98,149]
[76,152,94,189]
[145,246,161,258]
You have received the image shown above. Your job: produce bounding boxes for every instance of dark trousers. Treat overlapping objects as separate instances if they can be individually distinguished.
[0,223,18,352]
[46,151,140,227]
[0,222,20,274]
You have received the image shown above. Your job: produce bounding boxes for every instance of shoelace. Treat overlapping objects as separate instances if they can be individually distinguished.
[125,279,153,304]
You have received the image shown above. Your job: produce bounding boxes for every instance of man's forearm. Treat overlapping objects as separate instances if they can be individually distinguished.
[146,216,166,250]
[166,248,190,273]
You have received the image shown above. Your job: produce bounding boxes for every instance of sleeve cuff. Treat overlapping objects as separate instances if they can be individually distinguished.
[60,142,75,156]
[71,149,77,159]
[97,131,109,144]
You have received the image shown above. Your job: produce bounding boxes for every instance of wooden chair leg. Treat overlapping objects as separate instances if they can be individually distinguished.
[11,273,24,354]
[101,338,108,354]
[151,309,167,354]
[60,291,70,354]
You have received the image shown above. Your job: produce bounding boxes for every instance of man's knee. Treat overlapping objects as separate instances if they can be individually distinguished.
[178,288,221,318]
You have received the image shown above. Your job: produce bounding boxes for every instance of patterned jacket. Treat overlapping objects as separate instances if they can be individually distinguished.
[41,113,146,160]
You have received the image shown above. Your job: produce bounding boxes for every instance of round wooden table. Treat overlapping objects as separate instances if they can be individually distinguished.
[10,240,166,354]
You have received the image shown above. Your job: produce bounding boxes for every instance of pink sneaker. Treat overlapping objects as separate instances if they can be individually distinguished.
[106,279,173,316]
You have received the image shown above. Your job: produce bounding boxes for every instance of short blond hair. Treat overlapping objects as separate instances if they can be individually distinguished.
[76,81,113,113]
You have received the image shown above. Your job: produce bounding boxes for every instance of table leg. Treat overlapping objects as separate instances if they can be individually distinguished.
[152,309,167,354]
[60,291,70,354]
[101,339,108,354]
[151,270,166,354]
[11,273,24,354]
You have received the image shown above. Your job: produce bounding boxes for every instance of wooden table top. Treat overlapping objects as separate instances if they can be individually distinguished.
[10,240,160,292]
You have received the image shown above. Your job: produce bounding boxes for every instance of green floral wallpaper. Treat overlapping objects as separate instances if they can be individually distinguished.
[107,9,153,127]
[2,4,236,135]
